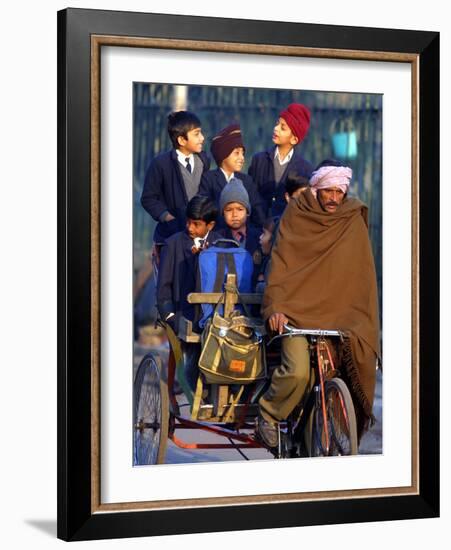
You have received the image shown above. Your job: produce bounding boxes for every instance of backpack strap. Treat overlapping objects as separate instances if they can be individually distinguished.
[225,252,237,277]
[213,253,226,293]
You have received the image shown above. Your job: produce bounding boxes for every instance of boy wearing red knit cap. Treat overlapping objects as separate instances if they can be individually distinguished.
[199,123,265,228]
[248,103,313,217]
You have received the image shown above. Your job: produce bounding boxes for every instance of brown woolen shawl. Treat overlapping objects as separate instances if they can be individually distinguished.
[262,190,380,437]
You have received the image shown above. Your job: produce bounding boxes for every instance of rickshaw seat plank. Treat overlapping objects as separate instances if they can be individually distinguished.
[187,292,263,305]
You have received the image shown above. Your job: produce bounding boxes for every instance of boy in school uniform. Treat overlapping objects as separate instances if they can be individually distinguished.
[141,110,211,244]
[218,178,261,257]
[248,103,314,218]
[157,195,221,392]
[199,124,265,228]
[157,195,220,332]
[217,179,263,291]
[284,172,310,203]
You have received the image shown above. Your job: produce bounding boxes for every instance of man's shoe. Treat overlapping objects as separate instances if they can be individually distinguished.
[256,413,279,448]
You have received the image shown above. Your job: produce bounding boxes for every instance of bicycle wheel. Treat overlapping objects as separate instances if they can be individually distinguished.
[311,391,327,457]
[133,353,169,465]
[311,378,358,456]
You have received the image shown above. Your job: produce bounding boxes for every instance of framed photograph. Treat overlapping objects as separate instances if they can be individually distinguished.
[57,8,439,542]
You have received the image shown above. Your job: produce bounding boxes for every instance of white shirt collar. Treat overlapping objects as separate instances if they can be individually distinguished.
[220,168,234,183]
[176,150,194,168]
[193,231,209,249]
[274,147,294,165]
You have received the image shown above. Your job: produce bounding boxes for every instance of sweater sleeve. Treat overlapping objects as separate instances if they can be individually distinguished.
[140,158,169,221]
[245,174,266,227]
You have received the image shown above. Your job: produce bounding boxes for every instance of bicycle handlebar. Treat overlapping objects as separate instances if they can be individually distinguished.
[266,324,343,346]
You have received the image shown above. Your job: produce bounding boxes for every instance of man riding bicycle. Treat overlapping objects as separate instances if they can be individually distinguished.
[256,159,380,449]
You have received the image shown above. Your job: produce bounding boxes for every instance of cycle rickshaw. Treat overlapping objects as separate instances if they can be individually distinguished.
[134,273,358,465]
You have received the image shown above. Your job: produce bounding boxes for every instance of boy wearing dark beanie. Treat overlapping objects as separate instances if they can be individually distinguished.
[248,103,313,218]
[199,124,265,228]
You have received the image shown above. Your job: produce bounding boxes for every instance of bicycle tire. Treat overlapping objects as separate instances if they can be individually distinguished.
[311,378,358,456]
[133,353,169,465]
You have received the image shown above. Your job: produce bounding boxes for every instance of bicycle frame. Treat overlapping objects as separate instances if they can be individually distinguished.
[269,326,348,456]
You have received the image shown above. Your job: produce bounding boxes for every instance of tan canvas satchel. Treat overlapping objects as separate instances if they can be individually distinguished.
[198,309,266,385]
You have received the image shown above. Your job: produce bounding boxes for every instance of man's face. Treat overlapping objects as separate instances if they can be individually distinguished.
[178,127,204,154]
[272,117,298,148]
[223,202,248,230]
[317,187,346,213]
[186,218,214,239]
[221,147,245,174]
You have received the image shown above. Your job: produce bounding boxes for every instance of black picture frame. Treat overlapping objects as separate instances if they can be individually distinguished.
[57,8,439,542]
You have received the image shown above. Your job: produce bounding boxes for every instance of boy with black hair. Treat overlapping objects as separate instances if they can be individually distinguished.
[284,171,310,203]
[248,103,313,218]
[141,110,210,244]
[157,195,220,334]
[199,124,265,228]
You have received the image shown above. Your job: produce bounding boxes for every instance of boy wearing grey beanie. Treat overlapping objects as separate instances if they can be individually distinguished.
[219,177,251,216]
[218,177,263,289]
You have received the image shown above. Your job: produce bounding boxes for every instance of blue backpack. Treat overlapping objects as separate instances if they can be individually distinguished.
[197,239,253,328]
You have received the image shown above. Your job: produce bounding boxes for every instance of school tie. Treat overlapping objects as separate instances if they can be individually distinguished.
[185,158,192,173]
[192,238,205,254]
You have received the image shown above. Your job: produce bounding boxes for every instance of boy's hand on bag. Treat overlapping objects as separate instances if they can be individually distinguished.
[268,313,288,334]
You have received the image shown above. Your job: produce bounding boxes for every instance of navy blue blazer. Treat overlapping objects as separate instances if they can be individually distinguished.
[248,146,313,217]
[157,229,221,331]
[199,169,266,228]
[141,149,211,243]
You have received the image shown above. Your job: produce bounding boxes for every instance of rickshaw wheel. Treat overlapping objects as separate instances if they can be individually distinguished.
[133,353,169,465]
[311,378,358,457]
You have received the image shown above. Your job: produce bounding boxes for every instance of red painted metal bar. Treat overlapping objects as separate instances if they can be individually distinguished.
[169,433,262,450]
[325,339,336,372]
[174,423,256,430]
[173,415,265,446]
[317,341,330,453]
[167,349,179,411]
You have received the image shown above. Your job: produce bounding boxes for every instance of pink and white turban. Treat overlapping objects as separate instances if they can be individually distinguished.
[309,166,352,198]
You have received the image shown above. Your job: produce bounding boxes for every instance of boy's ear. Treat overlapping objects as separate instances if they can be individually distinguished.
[177,135,186,147]
[207,220,216,231]
[284,192,290,203]
[290,135,299,146]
